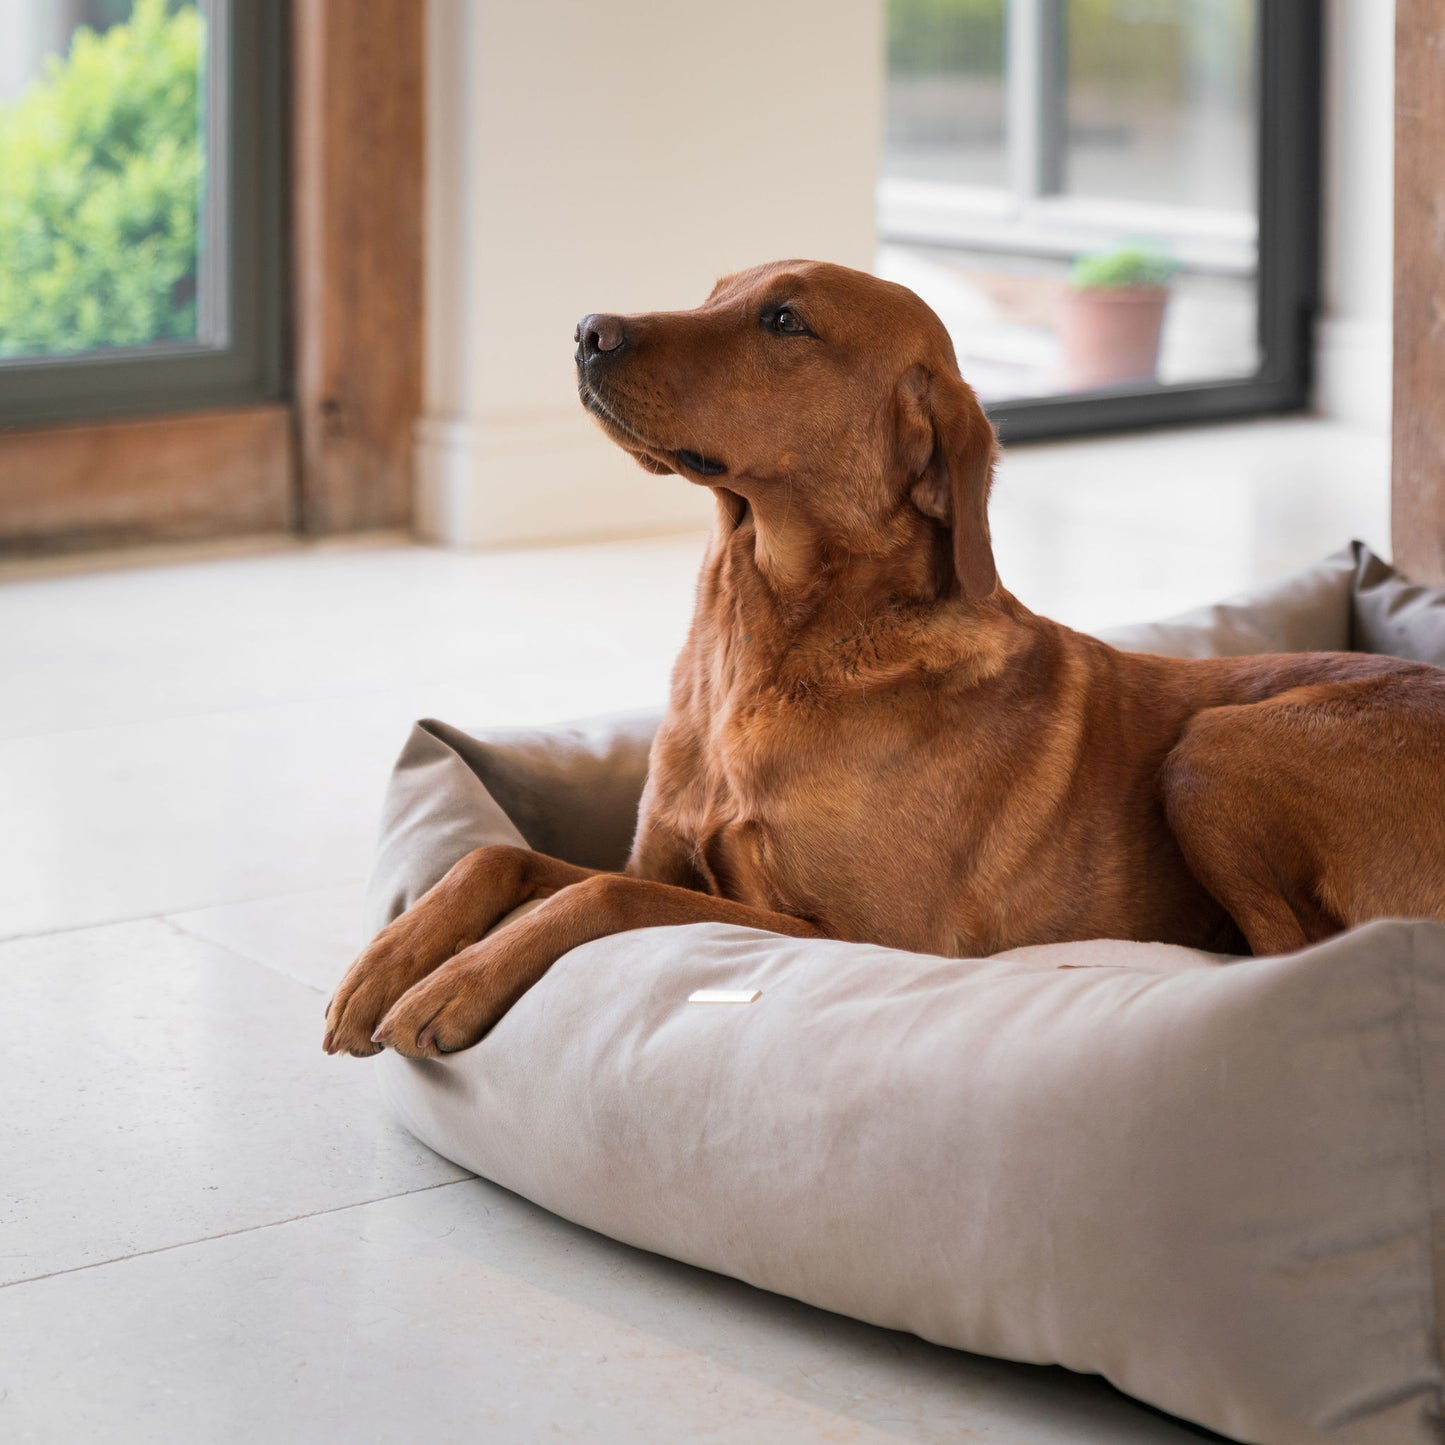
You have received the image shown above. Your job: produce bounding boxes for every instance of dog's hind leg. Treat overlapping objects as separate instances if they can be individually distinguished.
[1161,679,1445,957]
[1161,742,1336,958]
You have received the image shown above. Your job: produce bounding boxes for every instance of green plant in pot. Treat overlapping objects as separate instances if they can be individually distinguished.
[1058,246,1178,392]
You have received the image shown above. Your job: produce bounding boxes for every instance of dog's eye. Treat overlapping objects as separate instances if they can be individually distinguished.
[766,307,810,336]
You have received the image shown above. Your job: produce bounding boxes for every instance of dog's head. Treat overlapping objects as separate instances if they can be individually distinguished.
[576,260,998,600]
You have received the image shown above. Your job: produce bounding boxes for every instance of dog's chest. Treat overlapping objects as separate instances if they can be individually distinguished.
[649,653,979,939]
[644,614,1191,953]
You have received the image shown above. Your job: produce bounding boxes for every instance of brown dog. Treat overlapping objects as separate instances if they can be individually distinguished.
[324,260,1445,1059]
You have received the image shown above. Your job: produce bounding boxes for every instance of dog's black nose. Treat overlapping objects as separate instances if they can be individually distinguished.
[577,313,629,362]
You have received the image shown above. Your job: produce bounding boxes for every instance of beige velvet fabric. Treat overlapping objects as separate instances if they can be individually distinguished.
[1101,540,1357,659]
[378,921,1445,1445]
[364,712,657,936]
[364,545,1445,1444]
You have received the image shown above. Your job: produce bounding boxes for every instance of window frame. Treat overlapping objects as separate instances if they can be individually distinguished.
[881,0,1321,444]
[0,0,288,429]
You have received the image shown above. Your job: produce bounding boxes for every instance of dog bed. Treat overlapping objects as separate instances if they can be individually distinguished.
[367,543,1445,1445]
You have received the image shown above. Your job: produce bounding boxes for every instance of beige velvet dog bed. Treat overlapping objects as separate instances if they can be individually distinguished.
[367,545,1445,1445]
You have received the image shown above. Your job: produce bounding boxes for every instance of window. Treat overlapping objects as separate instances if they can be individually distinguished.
[880,0,1319,440]
[0,0,285,427]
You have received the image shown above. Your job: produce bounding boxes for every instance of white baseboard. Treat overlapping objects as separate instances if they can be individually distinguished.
[1312,318,1392,432]
[412,418,476,545]
[414,409,713,548]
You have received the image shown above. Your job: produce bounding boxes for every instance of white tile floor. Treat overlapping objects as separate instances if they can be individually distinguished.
[0,417,1389,1443]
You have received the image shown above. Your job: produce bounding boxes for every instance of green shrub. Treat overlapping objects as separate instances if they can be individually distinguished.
[887,0,1005,76]
[887,0,1252,98]
[0,0,204,359]
[1067,0,1252,105]
[1069,246,1178,291]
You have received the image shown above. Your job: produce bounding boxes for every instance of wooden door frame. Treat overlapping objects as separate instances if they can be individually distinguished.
[0,0,423,557]
[291,0,423,535]
[1392,0,1445,583]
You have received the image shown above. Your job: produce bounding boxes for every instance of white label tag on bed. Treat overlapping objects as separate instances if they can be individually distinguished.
[688,988,761,1005]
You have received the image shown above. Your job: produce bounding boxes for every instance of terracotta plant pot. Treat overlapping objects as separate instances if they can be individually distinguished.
[1057,285,1168,392]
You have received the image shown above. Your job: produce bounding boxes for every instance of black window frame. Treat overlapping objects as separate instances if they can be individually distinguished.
[0,0,287,429]
[885,0,1322,446]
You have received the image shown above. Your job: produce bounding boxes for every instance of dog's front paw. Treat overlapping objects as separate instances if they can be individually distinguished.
[367,950,495,1058]
[324,918,456,1057]
[370,922,549,1058]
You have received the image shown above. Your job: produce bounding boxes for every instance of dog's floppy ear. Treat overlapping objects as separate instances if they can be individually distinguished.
[894,365,999,601]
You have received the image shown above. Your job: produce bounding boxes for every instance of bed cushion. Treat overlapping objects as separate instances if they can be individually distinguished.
[363,543,1445,1444]
[365,711,656,934]
[1351,544,1445,661]
[378,919,1445,1445]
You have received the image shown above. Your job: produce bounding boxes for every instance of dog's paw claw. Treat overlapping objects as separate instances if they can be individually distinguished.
[372,995,451,1059]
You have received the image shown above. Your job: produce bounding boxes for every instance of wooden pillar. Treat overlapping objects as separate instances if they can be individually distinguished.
[292,0,424,534]
[1391,0,1445,583]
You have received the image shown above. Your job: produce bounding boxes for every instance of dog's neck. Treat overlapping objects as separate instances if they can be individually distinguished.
[711,486,970,617]
[688,510,1024,710]
[698,492,1026,705]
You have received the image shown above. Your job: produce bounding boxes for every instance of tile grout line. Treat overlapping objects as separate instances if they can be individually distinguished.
[0,881,369,949]
[0,1177,475,1294]
[159,914,342,996]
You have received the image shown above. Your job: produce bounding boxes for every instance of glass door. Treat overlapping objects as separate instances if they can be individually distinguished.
[0,0,284,426]
[880,0,1318,439]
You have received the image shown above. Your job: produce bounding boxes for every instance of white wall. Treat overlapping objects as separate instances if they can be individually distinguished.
[1314,0,1395,432]
[419,0,884,548]
[419,0,1392,545]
